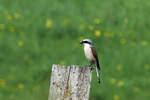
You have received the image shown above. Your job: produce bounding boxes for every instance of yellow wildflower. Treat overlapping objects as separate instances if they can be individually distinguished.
[45,19,53,28]
[0,24,5,30]
[17,41,24,47]
[144,64,149,70]
[60,60,65,65]
[141,40,148,46]
[117,81,125,87]
[120,39,127,45]
[133,87,140,92]
[116,65,123,71]
[110,78,117,84]
[104,32,113,38]
[62,19,70,25]
[113,94,120,100]
[14,13,21,19]
[79,37,84,41]
[0,79,6,87]
[6,14,13,20]
[94,30,101,37]
[17,83,24,89]
[32,87,39,92]
[94,18,101,24]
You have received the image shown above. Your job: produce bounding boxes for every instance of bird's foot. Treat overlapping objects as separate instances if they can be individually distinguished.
[90,67,94,71]
[98,79,101,84]
[88,63,94,71]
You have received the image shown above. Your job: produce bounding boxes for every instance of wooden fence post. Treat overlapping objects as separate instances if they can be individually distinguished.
[48,64,92,100]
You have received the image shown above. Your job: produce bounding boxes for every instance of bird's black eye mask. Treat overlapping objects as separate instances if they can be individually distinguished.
[82,41,92,44]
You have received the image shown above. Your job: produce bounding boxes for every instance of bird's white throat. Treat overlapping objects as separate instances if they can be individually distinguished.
[83,43,92,47]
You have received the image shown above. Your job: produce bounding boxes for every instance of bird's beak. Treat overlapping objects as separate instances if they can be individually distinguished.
[80,41,83,44]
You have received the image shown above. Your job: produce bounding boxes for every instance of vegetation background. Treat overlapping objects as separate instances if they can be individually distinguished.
[0,0,150,100]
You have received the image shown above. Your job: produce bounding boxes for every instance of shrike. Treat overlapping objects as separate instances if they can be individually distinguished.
[80,39,101,84]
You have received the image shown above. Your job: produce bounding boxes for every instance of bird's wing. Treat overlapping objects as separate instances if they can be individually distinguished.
[91,47,101,84]
[91,47,100,70]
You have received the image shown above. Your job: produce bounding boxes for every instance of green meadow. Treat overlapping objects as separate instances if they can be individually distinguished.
[0,0,150,100]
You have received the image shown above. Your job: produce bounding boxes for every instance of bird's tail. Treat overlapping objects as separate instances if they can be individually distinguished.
[95,61,101,84]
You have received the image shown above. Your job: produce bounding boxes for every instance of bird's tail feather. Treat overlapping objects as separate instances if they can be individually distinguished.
[95,61,101,84]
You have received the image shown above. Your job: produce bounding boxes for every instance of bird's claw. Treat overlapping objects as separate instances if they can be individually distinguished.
[88,63,94,71]
[90,67,94,71]
[98,79,101,84]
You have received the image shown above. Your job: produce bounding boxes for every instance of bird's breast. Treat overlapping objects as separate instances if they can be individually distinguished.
[84,46,95,61]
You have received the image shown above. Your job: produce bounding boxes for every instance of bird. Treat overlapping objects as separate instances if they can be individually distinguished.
[80,39,101,84]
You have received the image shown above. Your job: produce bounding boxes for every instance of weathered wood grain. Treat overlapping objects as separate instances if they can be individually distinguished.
[48,64,92,100]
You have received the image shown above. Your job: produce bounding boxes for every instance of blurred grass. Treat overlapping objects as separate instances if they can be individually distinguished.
[0,0,150,100]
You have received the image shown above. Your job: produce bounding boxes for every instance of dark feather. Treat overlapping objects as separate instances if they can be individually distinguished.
[91,47,101,84]
[91,47,100,70]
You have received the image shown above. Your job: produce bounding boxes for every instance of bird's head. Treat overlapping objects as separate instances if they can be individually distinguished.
[80,39,92,45]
